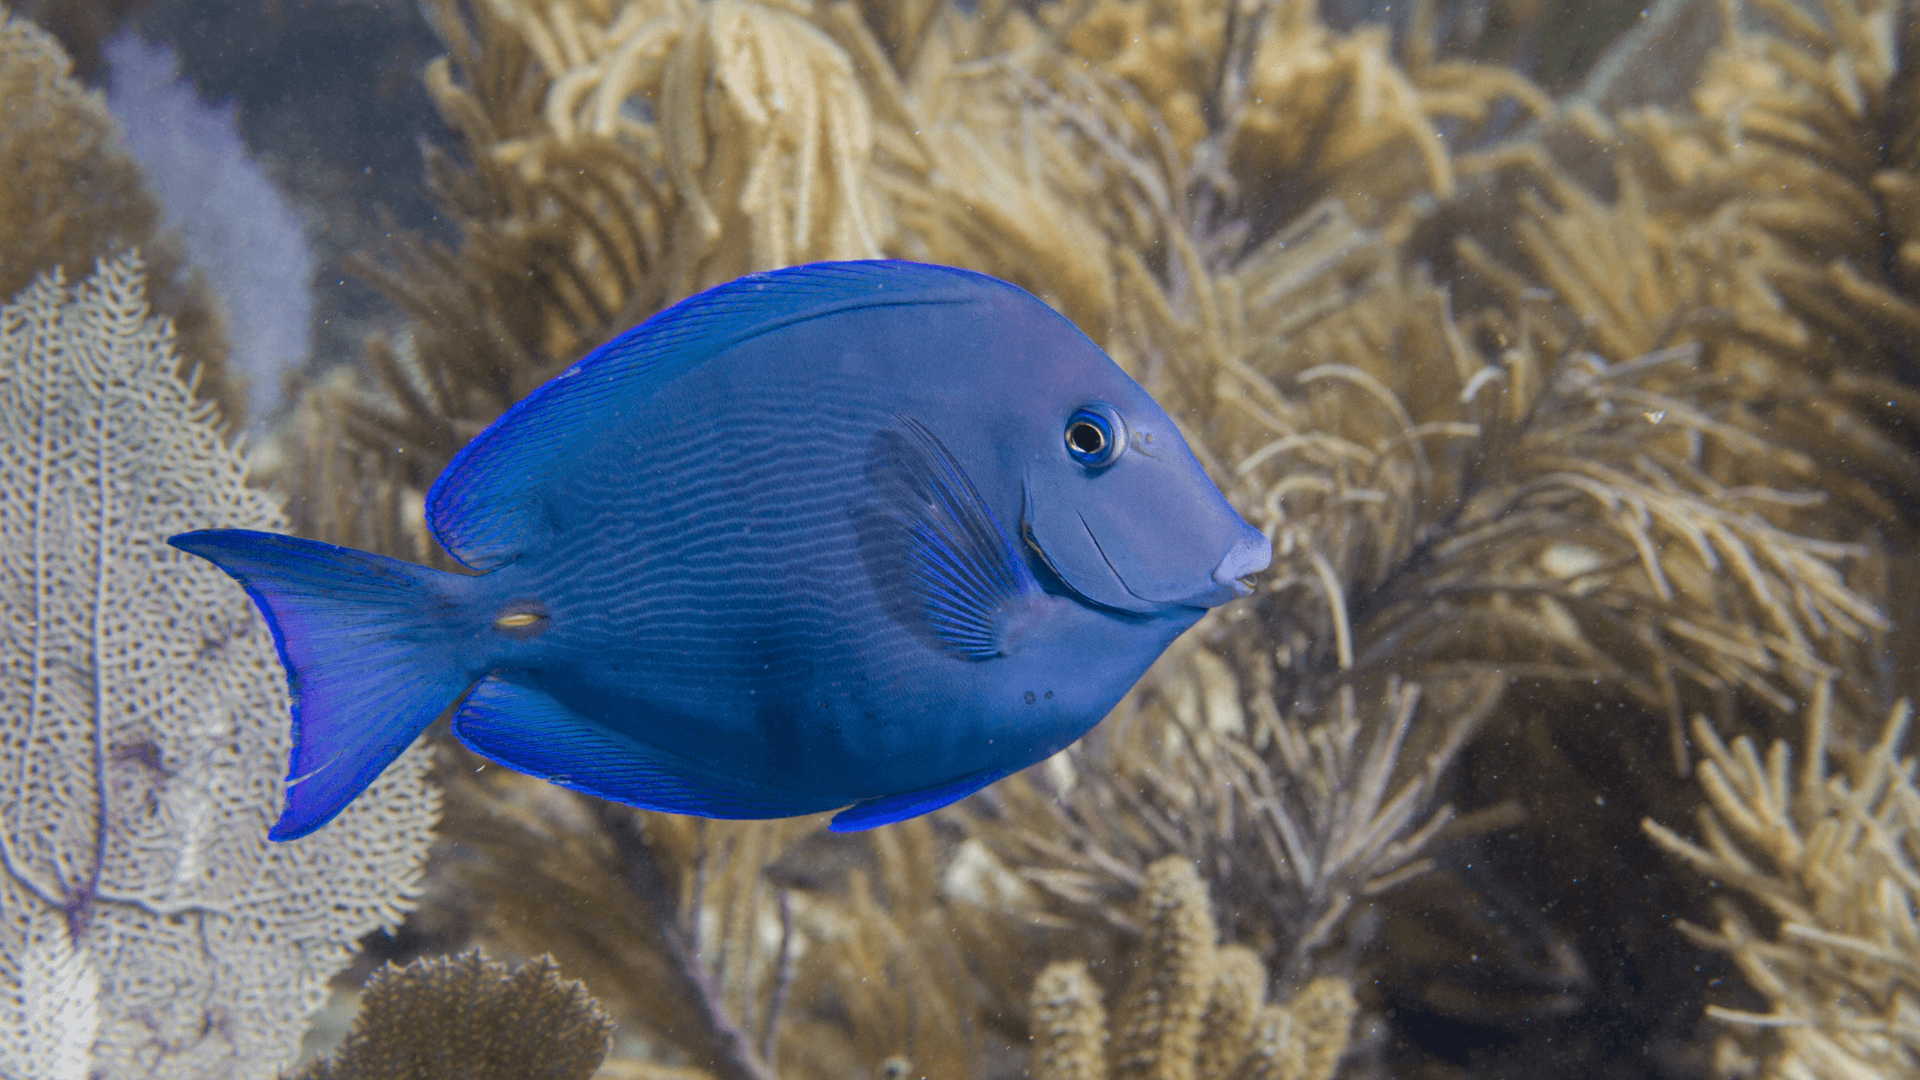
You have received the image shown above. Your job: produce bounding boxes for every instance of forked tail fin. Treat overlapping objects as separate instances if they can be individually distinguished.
[169,529,477,840]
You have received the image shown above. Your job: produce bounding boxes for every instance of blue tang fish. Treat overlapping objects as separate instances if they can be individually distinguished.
[171,261,1270,840]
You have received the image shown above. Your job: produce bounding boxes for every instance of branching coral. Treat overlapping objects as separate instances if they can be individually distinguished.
[1108,173,1878,747]
[1370,2,1920,834]
[303,0,889,529]
[774,821,1014,1080]
[877,0,1548,348]
[1644,691,1920,1079]
[1027,858,1357,1080]
[286,0,1553,551]
[962,199,1882,1034]
[937,8,1896,1062]
[970,665,1494,984]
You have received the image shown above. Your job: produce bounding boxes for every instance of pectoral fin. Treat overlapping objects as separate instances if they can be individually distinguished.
[857,416,1044,661]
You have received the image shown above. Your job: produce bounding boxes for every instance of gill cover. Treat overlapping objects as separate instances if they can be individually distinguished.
[1023,413,1268,614]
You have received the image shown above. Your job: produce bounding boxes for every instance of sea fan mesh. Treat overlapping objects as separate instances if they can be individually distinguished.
[0,257,437,1080]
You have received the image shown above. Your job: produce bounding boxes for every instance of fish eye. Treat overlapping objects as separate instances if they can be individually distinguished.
[1064,404,1126,468]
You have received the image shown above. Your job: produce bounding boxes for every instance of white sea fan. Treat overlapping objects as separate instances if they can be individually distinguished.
[0,257,437,1080]
[12,936,97,1080]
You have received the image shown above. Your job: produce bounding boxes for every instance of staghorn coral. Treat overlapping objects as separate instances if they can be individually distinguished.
[293,951,613,1080]
[0,257,436,1080]
[1026,858,1356,1080]
[1643,691,1920,1080]
[0,5,239,424]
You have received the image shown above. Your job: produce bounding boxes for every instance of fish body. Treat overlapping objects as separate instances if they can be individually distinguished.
[172,261,1270,839]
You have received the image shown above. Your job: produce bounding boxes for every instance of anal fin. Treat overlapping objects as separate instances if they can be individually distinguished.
[454,675,830,820]
[827,763,1020,832]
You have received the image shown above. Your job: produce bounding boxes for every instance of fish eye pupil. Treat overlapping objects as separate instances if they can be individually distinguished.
[1064,406,1124,467]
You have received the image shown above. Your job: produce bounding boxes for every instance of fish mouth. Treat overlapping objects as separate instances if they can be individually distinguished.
[1019,472,1272,614]
[1211,535,1271,601]
[1026,507,1269,612]
[1128,528,1269,609]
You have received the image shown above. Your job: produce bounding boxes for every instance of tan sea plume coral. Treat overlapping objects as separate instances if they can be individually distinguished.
[429,755,1036,1080]
[963,197,1883,1017]
[427,760,806,1080]
[944,5,1907,1063]
[1644,689,1920,1080]
[287,0,899,553]
[292,0,1557,552]
[1440,0,1920,541]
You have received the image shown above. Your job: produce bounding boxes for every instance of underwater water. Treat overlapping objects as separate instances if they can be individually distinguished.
[4,1,1919,1079]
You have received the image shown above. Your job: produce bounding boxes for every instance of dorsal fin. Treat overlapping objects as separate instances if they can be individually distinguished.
[425,261,1007,570]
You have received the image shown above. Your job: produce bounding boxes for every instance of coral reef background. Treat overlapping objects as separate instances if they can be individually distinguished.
[6,0,1920,1079]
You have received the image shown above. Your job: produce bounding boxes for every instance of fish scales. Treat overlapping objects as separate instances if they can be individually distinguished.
[170,261,1272,838]
[539,384,894,643]
[500,363,935,792]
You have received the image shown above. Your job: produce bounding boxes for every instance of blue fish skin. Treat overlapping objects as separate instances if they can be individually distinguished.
[170,261,1271,840]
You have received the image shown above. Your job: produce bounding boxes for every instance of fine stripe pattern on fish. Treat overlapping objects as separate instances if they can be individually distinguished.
[171,261,1271,840]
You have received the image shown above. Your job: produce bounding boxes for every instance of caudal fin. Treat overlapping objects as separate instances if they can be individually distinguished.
[169,529,476,840]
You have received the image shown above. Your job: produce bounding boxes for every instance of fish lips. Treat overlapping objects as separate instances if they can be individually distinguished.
[1022,461,1271,615]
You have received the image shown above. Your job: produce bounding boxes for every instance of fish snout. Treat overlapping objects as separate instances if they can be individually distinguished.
[1163,525,1272,609]
[1211,529,1273,600]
